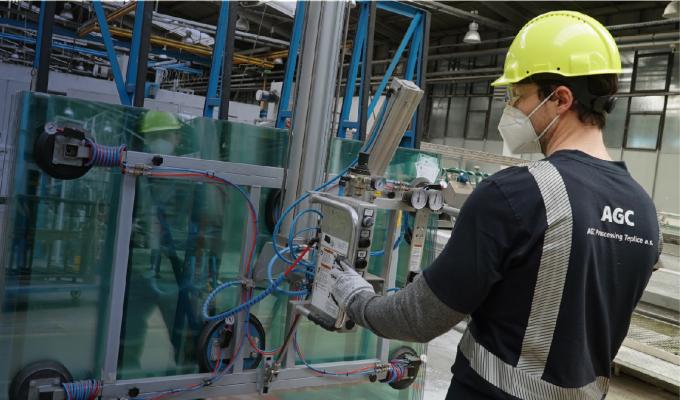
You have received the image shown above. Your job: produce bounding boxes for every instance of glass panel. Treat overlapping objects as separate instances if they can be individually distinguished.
[626,115,661,150]
[328,137,441,183]
[466,112,487,140]
[471,82,491,95]
[446,97,467,138]
[486,97,505,141]
[618,51,635,93]
[661,96,680,154]
[634,54,669,91]
[630,96,665,113]
[0,91,281,390]
[427,98,448,139]
[671,51,680,92]
[1,92,432,400]
[604,97,628,148]
[469,97,490,111]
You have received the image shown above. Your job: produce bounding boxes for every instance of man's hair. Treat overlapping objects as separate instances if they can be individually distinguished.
[518,73,619,129]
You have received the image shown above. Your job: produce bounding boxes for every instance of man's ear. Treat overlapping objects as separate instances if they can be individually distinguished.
[554,85,574,114]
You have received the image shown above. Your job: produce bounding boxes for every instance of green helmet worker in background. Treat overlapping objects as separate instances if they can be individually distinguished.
[328,10,661,400]
[138,110,183,155]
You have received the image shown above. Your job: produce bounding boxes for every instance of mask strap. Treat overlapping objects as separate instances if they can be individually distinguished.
[535,114,560,142]
[527,88,557,118]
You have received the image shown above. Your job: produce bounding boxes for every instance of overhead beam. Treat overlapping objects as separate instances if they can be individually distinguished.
[104,26,275,68]
[239,9,291,39]
[78,1,136,37]
[408,0,515,32]
[477,2,526,25]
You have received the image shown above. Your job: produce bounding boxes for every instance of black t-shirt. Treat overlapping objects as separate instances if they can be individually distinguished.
[423,150,660,400]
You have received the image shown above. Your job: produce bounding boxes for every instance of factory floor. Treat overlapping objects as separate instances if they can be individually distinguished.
[424,329,679,400]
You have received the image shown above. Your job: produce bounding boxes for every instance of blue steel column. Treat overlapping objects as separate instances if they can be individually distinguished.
[218,1,238,120]
[413,10,430,148]
[33,0,56,93]
[203,3,231,118]
[131,1,153,107]
[276,1,306,128]
[337,2,369,138]
[93,0,131,105]
[357,2,376,141]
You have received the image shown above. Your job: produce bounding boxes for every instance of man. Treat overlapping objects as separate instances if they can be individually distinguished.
[330,11,661,400]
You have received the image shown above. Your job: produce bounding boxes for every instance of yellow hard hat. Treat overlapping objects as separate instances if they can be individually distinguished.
[492,11,621,87]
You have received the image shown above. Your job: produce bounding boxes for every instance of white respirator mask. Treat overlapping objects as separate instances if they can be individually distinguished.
[498,89,559,154]
[148,138,175,155]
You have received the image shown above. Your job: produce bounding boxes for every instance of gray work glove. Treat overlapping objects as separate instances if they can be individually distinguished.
[330,258,375,310]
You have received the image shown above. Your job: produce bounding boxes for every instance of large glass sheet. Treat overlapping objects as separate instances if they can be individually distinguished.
[1,92,432,399]
[0,92,289,397]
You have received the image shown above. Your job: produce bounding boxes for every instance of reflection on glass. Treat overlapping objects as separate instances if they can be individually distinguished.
[1,92,432,400]
[626,115,661,150]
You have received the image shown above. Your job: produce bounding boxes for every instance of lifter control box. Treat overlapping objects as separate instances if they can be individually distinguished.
[308,195,376,331]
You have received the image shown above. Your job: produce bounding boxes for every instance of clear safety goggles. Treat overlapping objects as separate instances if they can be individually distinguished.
[503,86,521,107]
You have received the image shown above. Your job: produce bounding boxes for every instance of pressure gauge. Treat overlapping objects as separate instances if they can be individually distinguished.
[403,188,428,210]
[427,190,444,211]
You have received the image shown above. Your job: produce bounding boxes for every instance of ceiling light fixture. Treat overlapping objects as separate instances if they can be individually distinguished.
[463,10,481,44]
[663,1,679,19]
[60,2,74,21]
[463,21,481,43]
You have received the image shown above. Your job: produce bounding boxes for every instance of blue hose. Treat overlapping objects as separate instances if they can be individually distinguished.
[267,247,309,297]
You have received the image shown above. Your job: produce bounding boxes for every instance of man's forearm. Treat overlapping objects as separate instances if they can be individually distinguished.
[345,274,466,343]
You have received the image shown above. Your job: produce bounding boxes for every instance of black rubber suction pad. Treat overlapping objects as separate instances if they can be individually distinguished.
[197,313,266,372]
[9,360,73,400]
[387,346,422,390]
[33,122,92,180]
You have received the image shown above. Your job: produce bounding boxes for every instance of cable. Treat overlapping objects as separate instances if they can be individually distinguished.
[84,138,126,167]
[288,208,322,266]
[203,246,311,322]
[62,380,100,400]
[266,246,309,297]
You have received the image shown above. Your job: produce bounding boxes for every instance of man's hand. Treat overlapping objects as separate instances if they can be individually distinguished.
[330,258,375,310]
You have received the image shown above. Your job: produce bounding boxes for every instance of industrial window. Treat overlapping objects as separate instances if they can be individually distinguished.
[446,97,467,138]
[661,96,680,153]
[486,96,505,141]
[604,97,628,148]
[623,51,674,151]
[634,53,671,92]
[465,96,490,140]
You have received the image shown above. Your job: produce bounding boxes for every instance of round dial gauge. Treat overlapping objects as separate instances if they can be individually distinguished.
[406,188,428,210]
[427,190,444,211]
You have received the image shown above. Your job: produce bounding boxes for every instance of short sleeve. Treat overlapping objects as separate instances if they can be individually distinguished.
[423,179,522,314]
